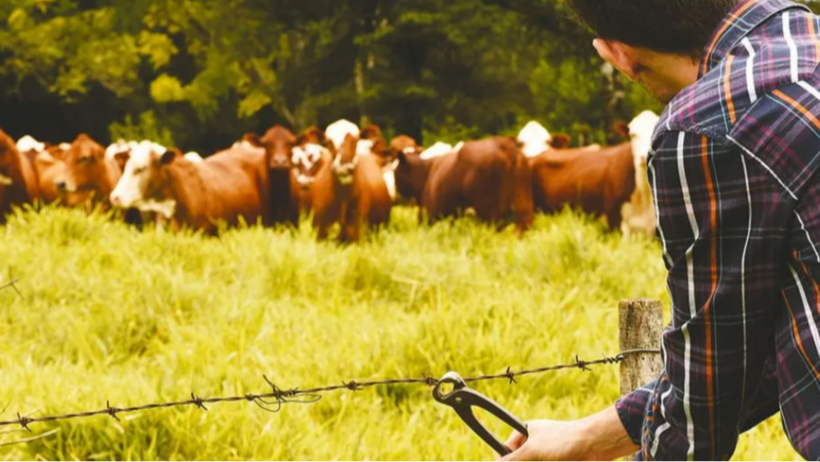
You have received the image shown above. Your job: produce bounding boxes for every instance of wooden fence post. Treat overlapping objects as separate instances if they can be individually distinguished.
[619,299,663,460]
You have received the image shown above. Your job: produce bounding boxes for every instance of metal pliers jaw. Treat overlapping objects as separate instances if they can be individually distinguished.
[433,371,529,456]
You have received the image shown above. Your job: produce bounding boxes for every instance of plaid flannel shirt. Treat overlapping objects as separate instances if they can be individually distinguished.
[614,0,820,459]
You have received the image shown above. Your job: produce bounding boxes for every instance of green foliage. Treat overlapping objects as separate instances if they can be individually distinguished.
[0,207,793,460]
[109,110,175,146]
[0,0,661,150]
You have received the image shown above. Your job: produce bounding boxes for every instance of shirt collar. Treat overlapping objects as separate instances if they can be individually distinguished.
[699,0,810,77]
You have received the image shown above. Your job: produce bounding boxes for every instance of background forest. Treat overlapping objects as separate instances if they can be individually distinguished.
[2,1,819,154]
[0,0,667,154]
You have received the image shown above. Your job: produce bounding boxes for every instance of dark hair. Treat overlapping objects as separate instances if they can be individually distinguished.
[565,0,740,55]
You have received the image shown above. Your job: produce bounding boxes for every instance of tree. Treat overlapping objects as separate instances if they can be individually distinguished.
[0,0,661,152]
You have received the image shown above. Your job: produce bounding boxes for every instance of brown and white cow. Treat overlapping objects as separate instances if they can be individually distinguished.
[621,111,660,238]
[16,135,46,166]
[257,125,301,227]
[396,137,533,234]
[310,134,391,242]
[292,127,333,214]
[358,124,388,160]
[530,143,635,231]
[325,119,360,152]
[298,126,327,147]
[0,128,38,222]
[517,121,552,158]
[389,135,421,156]
[109,141,266,234]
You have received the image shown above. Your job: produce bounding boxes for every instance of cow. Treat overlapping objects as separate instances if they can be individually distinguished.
[292,128,333,213]
[395,136,533,234]
[621,110,660,238]
[310,134,391,242]
[357,124,389,160]
[420,141,463,160]
[326,119,360,152]
[16,135,46,166]
[518,121,552,158]
[58,134,123,211]
[105,140,139,172]
[109,141,267,234]
[297,126,326,146]
[530,142,635,231]
[257,125,301,227]
[0,128,38,222]
[34,144,91,206]
[389,135,421,156]
[183,152,204,163]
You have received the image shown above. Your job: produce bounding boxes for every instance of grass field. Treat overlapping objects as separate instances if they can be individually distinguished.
[0,206,797,460]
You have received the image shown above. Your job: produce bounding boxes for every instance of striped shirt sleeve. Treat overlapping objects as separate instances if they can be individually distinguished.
[616,130,792,460]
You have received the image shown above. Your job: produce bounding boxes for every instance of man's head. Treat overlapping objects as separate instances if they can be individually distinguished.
[566,0,739,102]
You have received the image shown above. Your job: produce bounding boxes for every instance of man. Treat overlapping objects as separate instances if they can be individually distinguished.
[503,0,820,460]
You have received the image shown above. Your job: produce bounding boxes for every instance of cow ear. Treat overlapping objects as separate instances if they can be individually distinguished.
[114,152,130,171]
[397,150,407,164]
[160,148,180,165]
[243,133,262,147]
[295,132,307,146]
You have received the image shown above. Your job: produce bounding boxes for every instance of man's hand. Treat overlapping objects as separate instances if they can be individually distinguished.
[499,406,638,461]
[500,420,586,461]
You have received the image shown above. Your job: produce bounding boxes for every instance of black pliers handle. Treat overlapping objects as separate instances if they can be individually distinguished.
[433,371,529,456]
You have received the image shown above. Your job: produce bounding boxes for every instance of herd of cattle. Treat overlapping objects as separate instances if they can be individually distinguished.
[0,111,660,242]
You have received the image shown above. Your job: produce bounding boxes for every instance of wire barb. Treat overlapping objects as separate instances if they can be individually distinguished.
[343,380,362,392]
[504,367,517,385]
[0,350,659,430]
[191,393,208,411]
[105,401,121,421]
[16,413,31,432]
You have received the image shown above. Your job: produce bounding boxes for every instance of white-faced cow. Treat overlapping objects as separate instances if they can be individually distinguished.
[109,141,266,234]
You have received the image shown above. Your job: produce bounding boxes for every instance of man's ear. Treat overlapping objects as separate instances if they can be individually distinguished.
[594,38,638,80]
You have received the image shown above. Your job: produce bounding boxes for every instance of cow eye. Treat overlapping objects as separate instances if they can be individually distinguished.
[133,166,146,174]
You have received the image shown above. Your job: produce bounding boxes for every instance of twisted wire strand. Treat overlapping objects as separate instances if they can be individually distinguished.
[0,349,659,430]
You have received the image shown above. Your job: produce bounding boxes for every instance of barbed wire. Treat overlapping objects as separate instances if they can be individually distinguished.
[0,349,658,431]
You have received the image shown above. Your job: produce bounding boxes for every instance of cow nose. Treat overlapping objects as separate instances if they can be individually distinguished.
[56,181,67,192]
[110,194,121,207]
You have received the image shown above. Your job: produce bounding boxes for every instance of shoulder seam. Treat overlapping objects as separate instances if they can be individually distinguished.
[726,134,798,200]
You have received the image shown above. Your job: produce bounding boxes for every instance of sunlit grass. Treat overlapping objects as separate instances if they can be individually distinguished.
[0,207,795,460]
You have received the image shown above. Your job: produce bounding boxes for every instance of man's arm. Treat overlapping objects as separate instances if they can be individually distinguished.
[504,131,788,460]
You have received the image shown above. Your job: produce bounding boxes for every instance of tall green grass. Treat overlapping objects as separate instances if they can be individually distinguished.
[0,207,795,460]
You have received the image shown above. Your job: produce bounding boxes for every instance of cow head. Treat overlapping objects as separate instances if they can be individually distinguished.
[59,134,107,195]
[36,147,91,206]
[395,150,432,203]
[628,111,660,166]
[292,143,329,191]
[325,119,360,153]
[389,135,420,156]
[110,141,176,213]
[332,134,359,185]
[259,126,297,171]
